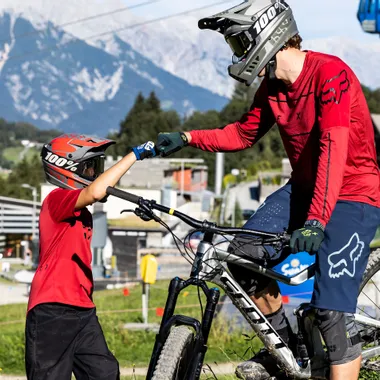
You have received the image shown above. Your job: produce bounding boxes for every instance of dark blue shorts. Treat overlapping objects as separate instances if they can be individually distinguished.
[242,183,380,313]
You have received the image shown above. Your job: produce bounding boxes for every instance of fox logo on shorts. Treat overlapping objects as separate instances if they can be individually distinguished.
[328,233,364,279]
[320,70,350,105]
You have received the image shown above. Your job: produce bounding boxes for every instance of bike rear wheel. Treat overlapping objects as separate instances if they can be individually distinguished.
[357,248,380,371]
[151,325,195,380]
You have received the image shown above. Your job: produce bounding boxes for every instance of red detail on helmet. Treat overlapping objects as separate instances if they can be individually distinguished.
[49,134,114,158]
[41,134,115,190]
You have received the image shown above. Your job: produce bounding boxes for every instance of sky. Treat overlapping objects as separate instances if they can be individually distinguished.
[128,0,378,43]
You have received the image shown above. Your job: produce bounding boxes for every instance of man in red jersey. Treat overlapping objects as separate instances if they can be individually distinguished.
[25,135,156,380]
[156,1,380,379]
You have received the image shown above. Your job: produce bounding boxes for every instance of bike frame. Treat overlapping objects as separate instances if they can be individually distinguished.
[192,236,317,379]
[147,235,380,380]
[104,187,380,380]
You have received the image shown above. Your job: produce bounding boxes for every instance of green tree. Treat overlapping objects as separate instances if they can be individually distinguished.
[116,92,181,156]
[362,85,380,113]
[146,92,161,112]
[0,154,45,200]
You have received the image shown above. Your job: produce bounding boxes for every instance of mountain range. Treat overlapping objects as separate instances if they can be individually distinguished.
[0,0,378,134]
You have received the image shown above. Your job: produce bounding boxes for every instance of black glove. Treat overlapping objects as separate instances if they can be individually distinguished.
[290,220,325,255]
[156,132,188,157]
[132,141,157,161]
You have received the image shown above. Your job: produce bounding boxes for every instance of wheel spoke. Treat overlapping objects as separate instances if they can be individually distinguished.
[360,289,380,315]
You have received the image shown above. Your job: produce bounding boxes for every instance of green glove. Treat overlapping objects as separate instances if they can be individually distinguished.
[290,220,325,255]
[156,132,188,157]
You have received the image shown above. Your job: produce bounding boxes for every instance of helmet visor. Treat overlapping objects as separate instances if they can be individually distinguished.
[225,32,252,58]
[79,155,105,181]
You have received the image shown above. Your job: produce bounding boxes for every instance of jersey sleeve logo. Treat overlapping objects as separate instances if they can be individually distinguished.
[320,70,350,105]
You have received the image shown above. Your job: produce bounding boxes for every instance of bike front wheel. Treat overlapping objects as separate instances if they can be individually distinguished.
[151,325,195,380]
[357,247,380,372]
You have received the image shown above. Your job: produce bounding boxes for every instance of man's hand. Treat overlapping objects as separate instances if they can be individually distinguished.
[132,141,157,161]
[290,220,325,255]
[156,132,189,157]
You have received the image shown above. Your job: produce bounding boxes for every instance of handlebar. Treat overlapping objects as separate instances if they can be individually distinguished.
[106,186,141,204]
[106,186,290,244]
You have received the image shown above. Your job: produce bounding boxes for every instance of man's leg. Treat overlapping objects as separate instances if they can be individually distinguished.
[250,279,282,315]
[227,184,307,378]
[227,183,304,347]
[311,201,380,379]
[330,357,361,380]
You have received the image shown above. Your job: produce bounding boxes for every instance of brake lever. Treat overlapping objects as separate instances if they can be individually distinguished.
[135,207,154,222]
[120,209,135,215]
[120,207,154,221]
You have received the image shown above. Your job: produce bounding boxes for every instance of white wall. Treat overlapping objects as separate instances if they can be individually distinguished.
[40,183,178,221]
[103,188,162,220]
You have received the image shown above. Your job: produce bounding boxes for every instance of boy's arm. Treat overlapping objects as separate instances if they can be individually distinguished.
[75,142,155,209]
[75,153,137,209]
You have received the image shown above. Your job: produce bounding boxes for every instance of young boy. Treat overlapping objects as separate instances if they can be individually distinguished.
[25,134,156,380]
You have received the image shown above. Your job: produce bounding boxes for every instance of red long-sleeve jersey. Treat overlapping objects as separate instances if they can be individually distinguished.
[189,51,380,227]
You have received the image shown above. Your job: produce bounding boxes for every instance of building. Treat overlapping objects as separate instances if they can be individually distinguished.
[104,156,208,194]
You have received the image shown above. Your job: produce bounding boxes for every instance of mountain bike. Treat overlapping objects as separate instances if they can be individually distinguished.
[106,186,380,380]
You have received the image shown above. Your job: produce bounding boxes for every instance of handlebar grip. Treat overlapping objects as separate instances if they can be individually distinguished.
[106,186,141,204]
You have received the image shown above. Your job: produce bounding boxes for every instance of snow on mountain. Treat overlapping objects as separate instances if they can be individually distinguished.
[0,0,237,97]
[0,0,378,133]
[0,7,228,133]
[2,0,377,98]
[303,37,380,89]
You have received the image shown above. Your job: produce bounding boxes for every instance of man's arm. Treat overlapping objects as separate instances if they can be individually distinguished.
[307,62,351,227]
[157,80,275,156]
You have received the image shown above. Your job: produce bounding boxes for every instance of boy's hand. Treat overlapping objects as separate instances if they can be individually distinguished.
[157,132,188,157]
[132,141,157,161]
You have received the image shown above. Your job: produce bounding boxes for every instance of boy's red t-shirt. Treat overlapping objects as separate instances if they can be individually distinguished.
[28,188,95,312]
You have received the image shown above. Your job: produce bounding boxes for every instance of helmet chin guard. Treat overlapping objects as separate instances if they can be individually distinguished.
[199,0,299,85]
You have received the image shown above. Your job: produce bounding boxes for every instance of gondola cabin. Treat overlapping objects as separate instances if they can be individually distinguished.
[358,0,380,33]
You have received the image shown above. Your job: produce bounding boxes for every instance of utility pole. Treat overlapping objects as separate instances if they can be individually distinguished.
[22,184,37,240]
[215,152,224,197]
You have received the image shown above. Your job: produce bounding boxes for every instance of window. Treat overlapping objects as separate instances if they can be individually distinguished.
[368,0,376,13]
[359,0,367,13]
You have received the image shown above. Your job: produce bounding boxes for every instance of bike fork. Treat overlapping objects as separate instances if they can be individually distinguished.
[146,277,220,380]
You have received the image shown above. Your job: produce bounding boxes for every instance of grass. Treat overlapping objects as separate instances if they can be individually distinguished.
[120,377,237,380]
[120,377,236,380]
[3,147,23,162]
[370,227,380,249]
[0,275,15,284]
[0,280,378,379]
[3,146,39,164]
[0,281,260,376]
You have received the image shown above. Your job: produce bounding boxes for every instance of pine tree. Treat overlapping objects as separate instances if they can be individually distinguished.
[146,92,161,112]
